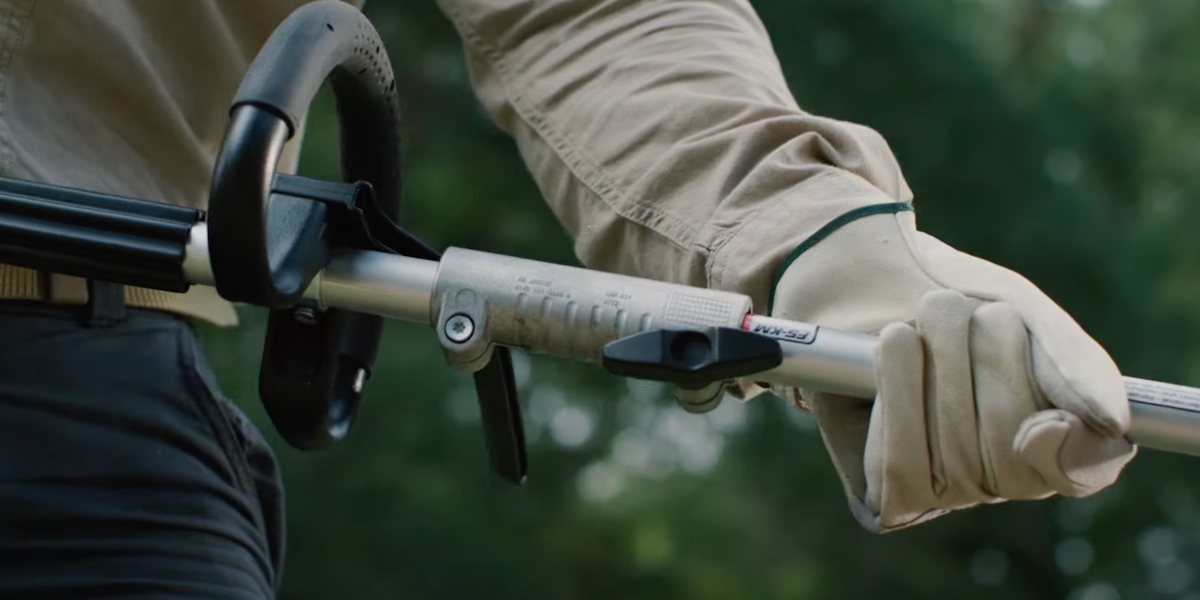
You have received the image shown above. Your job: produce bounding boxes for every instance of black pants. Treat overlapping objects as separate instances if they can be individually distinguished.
[0,304,284,599]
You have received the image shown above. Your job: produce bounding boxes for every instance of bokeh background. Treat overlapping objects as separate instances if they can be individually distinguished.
[197,0,1200,598]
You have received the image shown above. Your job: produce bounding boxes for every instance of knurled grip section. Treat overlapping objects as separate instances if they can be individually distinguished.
[433,248,753,369]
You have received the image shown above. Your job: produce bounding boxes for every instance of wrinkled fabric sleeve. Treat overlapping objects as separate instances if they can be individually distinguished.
[435,0,914,310]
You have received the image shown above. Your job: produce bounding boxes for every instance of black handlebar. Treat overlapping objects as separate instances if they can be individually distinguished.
[209,0,403,307]
[201,1,528,478]
[206,0,406,448]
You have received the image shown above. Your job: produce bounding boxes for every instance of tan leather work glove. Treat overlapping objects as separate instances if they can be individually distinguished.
[765,197,1137,533]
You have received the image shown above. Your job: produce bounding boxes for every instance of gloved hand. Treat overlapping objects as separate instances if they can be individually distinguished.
[762,197,1137,533]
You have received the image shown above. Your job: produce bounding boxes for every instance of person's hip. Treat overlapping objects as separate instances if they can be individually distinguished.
[0,287,285,598]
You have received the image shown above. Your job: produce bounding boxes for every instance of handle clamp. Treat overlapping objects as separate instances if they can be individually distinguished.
[206,1,528,482]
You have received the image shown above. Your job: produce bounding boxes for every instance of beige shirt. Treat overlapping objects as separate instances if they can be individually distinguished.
[0,0,910,325]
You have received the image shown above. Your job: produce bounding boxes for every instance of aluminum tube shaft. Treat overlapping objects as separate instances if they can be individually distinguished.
[1123,378,1200,456]
[307,249,437,323]
[181,224,1200,457]
[184,223,436,323]
[740,314,877,398]
[747,316,1200,457]
[182,223,216,287]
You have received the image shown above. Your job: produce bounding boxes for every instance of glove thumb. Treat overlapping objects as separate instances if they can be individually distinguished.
[1014,409,1136,497]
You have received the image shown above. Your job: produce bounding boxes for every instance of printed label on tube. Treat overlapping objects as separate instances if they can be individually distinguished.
[1126,378,1200,415]
[741,314,818,345]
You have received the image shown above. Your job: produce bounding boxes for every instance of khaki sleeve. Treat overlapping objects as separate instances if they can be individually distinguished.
[435,0,913,310]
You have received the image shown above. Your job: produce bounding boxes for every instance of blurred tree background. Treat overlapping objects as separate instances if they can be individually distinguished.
[198,0,1200,598]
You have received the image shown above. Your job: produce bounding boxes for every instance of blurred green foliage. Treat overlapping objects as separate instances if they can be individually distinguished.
[198,0,1200,598]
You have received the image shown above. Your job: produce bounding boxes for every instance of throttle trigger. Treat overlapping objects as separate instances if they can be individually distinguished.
[473,348,528,485]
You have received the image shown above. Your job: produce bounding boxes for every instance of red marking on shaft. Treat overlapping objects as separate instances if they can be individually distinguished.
[742,313,755,330]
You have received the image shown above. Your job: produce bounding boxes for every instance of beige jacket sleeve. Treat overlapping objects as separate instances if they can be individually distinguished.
[437,0,914,310]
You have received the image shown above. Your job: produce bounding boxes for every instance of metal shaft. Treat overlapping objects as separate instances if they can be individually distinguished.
[752,324,1200,456]
[180,223,1200,457]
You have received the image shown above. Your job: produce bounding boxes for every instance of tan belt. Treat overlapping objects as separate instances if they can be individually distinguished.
[39,273,96,305]
[0,264,240,327]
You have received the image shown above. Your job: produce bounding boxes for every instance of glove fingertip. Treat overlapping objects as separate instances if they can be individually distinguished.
[878,321,922,357]
[876,322,924,395]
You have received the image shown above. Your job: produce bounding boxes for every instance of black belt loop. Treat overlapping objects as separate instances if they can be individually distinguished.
[86,280,127,327]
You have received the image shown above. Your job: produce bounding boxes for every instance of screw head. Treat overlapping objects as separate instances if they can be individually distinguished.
[444,314,475,343]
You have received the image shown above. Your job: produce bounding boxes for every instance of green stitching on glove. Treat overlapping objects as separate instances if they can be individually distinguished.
[766,202,914,313]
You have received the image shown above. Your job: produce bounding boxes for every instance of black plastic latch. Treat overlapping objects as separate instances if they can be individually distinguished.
[270,173,430,258]
[259,307,383,449]
[600,327,783,389]
[251,175,381,449]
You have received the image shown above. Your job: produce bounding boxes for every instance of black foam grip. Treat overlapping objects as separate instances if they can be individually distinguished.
[232,0,402,215]
[209,0,403,307]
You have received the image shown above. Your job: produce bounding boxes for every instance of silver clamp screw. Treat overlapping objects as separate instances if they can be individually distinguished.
[444,313,475,343]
